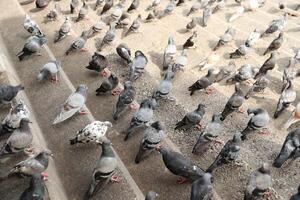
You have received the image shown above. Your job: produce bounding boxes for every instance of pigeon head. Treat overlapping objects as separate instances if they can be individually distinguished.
[167,36,175,45]
[77,84,88,92]
[31,173,44,186]
[233,132,242,142]
[124,81,133,89]
[196,103,206,112]
[145,191,159,200]
[104,121,113,128]
[164,70,174,80]
[258,163,270,174]
[38,35,48,45]
[135,50,146,60]
[151,121,165,131]
[19,118,32,125]
[202,172,212,183]
[101,139,115,157]
[212,114,222,123]
[110,73,118,81]
[41,149,54,157]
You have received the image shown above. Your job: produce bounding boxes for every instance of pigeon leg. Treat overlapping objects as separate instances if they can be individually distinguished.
[24,145,36,155]
[110,175,120,183]
[79,109,89,115]
[51,75,59,84]
[262,189,273,199]
[177,177,188,184]
[196,122,204,130]
[259,128,270,135]
[80,48,89,52]
[111,87,121,96]
[100,69,109,77]
[213,139,225,145]
[234,160,248,170]
[237,107,246,113]
[205,86,215,94]
[129,102,140,110]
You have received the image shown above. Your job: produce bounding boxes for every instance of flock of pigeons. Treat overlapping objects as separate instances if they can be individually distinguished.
[0,0,299,199]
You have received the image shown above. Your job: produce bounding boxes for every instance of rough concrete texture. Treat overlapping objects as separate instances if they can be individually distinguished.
[0,0,300,199]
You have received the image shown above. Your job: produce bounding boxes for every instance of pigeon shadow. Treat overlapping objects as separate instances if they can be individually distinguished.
[177,28,189,34]
[267,8,279,14]
[254,47,267,56]
[208,39,218,49]
[235,39,245,47]
[287,27,300,33]
[19,0,34,6]
[276,56,289,71]
[148,51,164,70]
[29,7,43,13]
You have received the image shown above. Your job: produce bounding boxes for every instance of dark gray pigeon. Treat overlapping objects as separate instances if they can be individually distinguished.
[97,23,116,51]
[124,98,156,141]
[186,18,197,32]
[192,114,222,155]
[35,0,50,8]
[95,73,119,96]
[220,83,245,121]
[113,81,136,120]
[187,2,201,16]
[183,31,197,49]
[244,163,272,200]
[263,32,283,55]
[290,185,300,200]
[84,140,118,200]
[175,103,206,130]
[157,146,205,183]
[226,64,257,83]
[17,35,47,61]
[19,173,46,200]
[190,173,213,200]
[213,27,236,51]
[86,52,109,77]
[145,191,159,200]
[262,13,287,37]
[254,52,277,79]
[229,44,250,59]
[273,128,300,168]
[0,84,24,105]
[206,132,242,173]
[129,50,148,81]
[54,17,71,43]
[245,76,270,99]
[127,0,140,12]
[152,70,174,103]
[94,0,104,10]
[116,43,131,64]
[100,0,114,15]
[135,121,166,163]
[188,69,215,96]
[241,108,270,140]
[37,60,60,83]
[66,31,88,55]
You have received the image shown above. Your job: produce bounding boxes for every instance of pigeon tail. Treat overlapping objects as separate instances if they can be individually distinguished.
[220,105,234,121]
[241,125,254,140]
[273,153,289,168]
[192,135,210,155]
[135,145,146,164]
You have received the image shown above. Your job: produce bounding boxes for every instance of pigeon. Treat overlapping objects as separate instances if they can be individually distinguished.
[192,114,223,155]
[190,173,213,200]
[206,132,242,173]
[263,32,283,55]
[161,0,176,17]
[35,0,50,9]
[202,6,212,27]
[186,18,197,32]
[53,84,88,125]
[116,12,131,28]
[273,128,300,168]
[76,1,90,22]
[244,163,273,200]
[229,44,250,59]
[1,100,30,136]
[214,61,236,82]
[241,108,270,140]
[94,0,104,10]
[86,21,106,38]
[245,76,270,99]
[262,13,287,37]
[127,0,140,12]
[254,52,277,79]
[213,27,236,51]
[17,35,47,61]
[70,0,80,14]
[295,49,300,63]
[23,14,42,36]
[100,0,114,15]
[124,15,142,37]
[135,121,166,163]
[124,98,156,141]
[86,52,109,77]
[145,11,157,22]
[183,31,197,49]
[212,0,226,14]
[112,81,137,120]
[220,83,245,121]
[19,173,46,200]
[156,146,205,183]
[282,58,299,91]
[245,28,261,47]
[54,17,72,43]
[147,0,160,10]
[46,3,61,22]
[0,84,24,105]
[129,50,148,82]
[290,185,300,200]
[226,64,257,83]
[284,102,300,130]
[198,53,220,71]
[70,121,112,145]
[188,69,215,96]
[274,80,296,119]
[37,60,60,83]
[65,31,88,55]
[97,23,116,51]
[84,140,118,200]
[163,36,177,70]
[172,49,188,72]
[187,2,201,16]
[145,191,159,200]
[8,149,53,177]
[229,6,245,23]
[176,0,185,6]
[116,43,131,63]
[95,73,120,96]
[0,118,32,157]
[152,70,174,102]
[175,103,206,130]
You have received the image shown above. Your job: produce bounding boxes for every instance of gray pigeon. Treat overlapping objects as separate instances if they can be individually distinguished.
[241,108,270,140]
[202,6,212,27]
[172,49,188,72]
[116,43,131,63]
[273,128,300,168]
[245,76,270,99]
[212,0,226,14]
[100,0,114,15]
[244,163,272,200]
[147,0,160,10]
[129,50,148,81]
[94,0,104,10]
[36,0,50,8]
[161,0,176,17]
[157,146,205,183]
[70,0,79,14]
[163,36,177,70]
[97,23,116,51]
[0,84,24,105]
[290,185,300,200]
[188,69,215,96]
[116,12,131,28]
[262,13,287,37]
[145,191,159,200]
[229,44,250,59]
[112,81,136,121]
[214,61,236,82]
[46,3,61,22]
[76,1,89,22]
[183,31,197,49]
[187,2,201,16]
[0,118,32,157]
[124,98,156,141]
[65,31,88,55]
[37,60,60,83]
[125,15,142,37]
[220,83,245,121]
[254,52,277,79]
[19,173,46,200]
[213,27,236,51]
[17,35,47,61]
[53,84,88,125]
[84,140,118,200]
[206,132,242,173]
[86,52,109,76]
[54,17,72,43]
[127,0,140,12]
[175,103,206,130]
[135,121,166,163]
[23,14,42,36]
[192,114,222,155]
[152,70,174,102]
[95,73,119,96]
[190,173,213,200]
[282,57,299,91]
[227,64,257,83]
[274,80,296,119]
[186,18,197,32]
[263,32,283,55]
[245,28,261,47]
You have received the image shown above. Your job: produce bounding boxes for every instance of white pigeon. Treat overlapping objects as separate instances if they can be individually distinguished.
[229,6,245,23]
[163,36,177,70]
[37,60,60,83]
[284,102,300,129]
[198,53,220,71]
[70,121,113,145]
[173,49,188,71]
[23,14,42,35]
[245,28,261,47]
